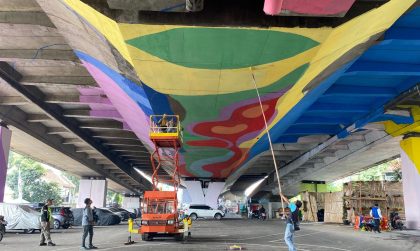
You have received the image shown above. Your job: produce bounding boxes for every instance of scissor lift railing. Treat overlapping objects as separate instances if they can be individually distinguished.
[149,115,182,191]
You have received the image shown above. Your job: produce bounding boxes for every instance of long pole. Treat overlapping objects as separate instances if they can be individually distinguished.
[250,69,285,214]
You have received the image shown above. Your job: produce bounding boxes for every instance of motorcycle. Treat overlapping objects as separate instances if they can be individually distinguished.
[250,210,267,220]
[390,212,404,230]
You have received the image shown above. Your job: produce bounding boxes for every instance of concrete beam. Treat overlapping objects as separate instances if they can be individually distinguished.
[79,120,125,130]
[92,130,138,140]
[62,138,83,144]
[102,139,143,146]
[0,96,27,105]
[27,114,50,122]
[0,0,43,12]
[45,95,109,104]
[22,76,96,86]
[63,109,122,119]
[0,11,54,27]
[75,147,96,153]
[0,105,143,192]
[96,160,112,165]
[47,127,68,134]
[0,49,77,61]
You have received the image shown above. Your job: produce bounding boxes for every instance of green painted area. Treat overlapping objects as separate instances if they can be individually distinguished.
[175,64,309,134]
[174,64,309,175]
[127,28,319,69]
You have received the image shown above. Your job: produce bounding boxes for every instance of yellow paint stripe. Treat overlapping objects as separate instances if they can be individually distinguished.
[63,0,134,66]
[400,137,420,174]
[126,44,319,95]
[384,106,420,137]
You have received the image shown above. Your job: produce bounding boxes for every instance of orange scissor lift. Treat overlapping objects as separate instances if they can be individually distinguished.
[128,115,185,241]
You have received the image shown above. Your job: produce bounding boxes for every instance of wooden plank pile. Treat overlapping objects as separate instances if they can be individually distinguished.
[343,181,404,218]
[324,191,344,223]
[302,192,318,222]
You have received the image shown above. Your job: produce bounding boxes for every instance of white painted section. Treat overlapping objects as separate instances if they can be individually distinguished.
[184,181,205,205]
[77,179,107,208]
[205,182,225,209]
[401,150,420,230]
[183,181,225,209]
[122,197,140,211]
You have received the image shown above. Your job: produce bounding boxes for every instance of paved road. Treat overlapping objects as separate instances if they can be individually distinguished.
[1,220,419,251]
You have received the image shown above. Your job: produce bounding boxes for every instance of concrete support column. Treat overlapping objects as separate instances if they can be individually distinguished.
[0,125,12,203]
[77,179,107,208]
[400,137,420,230]
[183,181,225,209]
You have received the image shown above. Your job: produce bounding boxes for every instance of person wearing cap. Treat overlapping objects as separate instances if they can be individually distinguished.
[39,199,55,246]
[280,193,303,251]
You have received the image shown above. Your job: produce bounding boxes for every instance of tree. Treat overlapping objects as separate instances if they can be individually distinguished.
[6,152,63,205]
[107,190,123,206]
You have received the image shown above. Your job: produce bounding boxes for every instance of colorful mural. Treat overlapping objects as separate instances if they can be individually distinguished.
[61,0,417,179]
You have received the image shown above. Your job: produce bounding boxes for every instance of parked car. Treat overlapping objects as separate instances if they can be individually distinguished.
[0,203,40,233]
[103,208,136,221]
[102,208,127,221]
[51,207,74,229]
[184,205,225,220]
[71,208,121,226]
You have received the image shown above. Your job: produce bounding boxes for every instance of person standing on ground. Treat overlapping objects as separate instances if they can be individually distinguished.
[370,203,382,233]
[81,198,97,250]
[280,193,302,251]
[40,199,55,246]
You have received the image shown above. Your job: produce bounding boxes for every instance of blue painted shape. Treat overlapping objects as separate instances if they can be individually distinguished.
[141,82,174,116]
[247,61,356,159]
[373,114,414,125]
[347,61,420,76]
[323,85,396,98]
[293,116,352,125]
[75,51,154,116]
[386,27,420,40]
[337,130,349,139]
[307,103,371,113]
[241,7,420,169]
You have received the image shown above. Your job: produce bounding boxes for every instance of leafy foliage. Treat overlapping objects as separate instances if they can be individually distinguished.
[6,152,63,205]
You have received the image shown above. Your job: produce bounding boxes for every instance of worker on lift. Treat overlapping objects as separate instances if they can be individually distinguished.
[157,114,168,132]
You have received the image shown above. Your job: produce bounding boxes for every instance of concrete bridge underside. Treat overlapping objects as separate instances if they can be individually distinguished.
[0,0,420,199]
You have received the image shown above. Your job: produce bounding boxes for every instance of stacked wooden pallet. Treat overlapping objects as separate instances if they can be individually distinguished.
[324,191,344,223]
[302,192,318,222]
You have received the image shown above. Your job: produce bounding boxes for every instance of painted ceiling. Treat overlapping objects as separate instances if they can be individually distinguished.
[62,0,418,179]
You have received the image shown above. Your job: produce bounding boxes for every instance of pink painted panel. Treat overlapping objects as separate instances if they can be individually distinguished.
[265,0,355,16]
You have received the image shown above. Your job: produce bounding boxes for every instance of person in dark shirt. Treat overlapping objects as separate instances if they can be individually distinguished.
[39,199,55,246]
